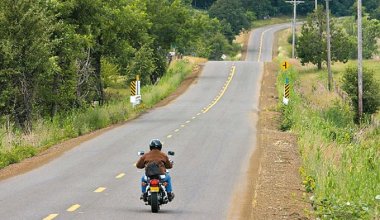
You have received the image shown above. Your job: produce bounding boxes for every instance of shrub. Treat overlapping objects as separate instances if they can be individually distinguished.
[342,66,380,122]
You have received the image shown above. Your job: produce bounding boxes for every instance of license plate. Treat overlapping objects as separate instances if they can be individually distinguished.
[150,187,159,192]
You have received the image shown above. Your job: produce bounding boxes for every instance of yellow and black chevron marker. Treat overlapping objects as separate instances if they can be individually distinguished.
[130,80,137,96]
[282,77,290,105]
[284,83,290,98]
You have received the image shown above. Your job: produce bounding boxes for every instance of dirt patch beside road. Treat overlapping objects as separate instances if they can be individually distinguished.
[251,63,309,219]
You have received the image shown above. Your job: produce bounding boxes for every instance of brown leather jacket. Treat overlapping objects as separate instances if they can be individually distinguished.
[136,149,172,174]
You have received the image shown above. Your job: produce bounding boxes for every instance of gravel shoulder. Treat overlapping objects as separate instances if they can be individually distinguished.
[250,62,310,219]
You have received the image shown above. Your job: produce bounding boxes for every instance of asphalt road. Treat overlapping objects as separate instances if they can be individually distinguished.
[0,23,290,220]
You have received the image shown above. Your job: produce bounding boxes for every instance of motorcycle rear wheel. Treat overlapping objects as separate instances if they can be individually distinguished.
[151,192,160,213]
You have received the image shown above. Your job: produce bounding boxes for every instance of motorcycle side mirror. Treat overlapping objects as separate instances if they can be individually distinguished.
[168,151,175,156]
[138,151,145,156]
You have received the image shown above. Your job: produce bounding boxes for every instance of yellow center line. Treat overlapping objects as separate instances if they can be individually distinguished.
[257,28,273,62]
[94,187,106,193]
[43,214,58,220]
[202,66,236,113]
[116,173,125,179]
[67,204,80,212]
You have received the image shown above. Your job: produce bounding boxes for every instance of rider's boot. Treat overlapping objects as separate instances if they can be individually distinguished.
[140,192,148,202]
[167,192,175,202]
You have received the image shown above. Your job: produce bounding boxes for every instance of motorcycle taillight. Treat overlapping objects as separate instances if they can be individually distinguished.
[150,179,160,187]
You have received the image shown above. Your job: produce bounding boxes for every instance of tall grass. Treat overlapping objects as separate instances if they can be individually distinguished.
[0,60,194,169]
[276,62,380,219]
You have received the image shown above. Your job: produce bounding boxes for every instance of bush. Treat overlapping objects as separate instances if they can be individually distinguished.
[280,104,294,131]
[342,66,380,122]
[0,146,37,169]
[287,33,298,45]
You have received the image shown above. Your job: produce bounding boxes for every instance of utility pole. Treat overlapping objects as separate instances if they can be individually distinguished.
[326,0,332,91]
[358,0,363,121]
[286,0,304,58]
[315,0,318,10]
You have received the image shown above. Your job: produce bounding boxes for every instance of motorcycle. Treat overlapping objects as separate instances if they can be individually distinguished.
[137,150,175,213]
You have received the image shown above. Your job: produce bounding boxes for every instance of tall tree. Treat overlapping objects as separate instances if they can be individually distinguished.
[209,0,250,42]
[296,7,354,69]
[342,16,380,59]
[0,0,54,131]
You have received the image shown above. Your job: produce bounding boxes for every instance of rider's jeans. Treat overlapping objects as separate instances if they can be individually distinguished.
[141,173,173,193]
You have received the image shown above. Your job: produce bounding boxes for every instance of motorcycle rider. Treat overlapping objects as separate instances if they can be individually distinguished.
[136,139,175,202]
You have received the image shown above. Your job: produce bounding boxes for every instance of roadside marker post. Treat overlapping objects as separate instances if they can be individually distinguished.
[283,77,290,105]
[280,61,290,105]
[130,75,142,107]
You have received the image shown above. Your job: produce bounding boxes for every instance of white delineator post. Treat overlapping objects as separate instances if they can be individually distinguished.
[130,75,142,107]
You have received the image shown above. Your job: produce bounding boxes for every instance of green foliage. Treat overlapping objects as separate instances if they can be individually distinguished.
[342,16,380,59]
[0,0,54,130]
[208,33,231,60]
[342,66,380,120]
[127,44,156,85]
[322,101,354,128]
[362,0,380,20]
[0,146,37,169]
[209,0,250,41]
[297,8,354,69]
[101,58,125,89]
[0,0,233,134]
[175,10,231,59]
[277,63,380,219]
[245,0,273,19]
[280,104,294,131]
[0,60,193,168]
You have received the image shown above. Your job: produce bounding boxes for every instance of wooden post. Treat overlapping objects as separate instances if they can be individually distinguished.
[326,0,332,91]
[357,0,363,121]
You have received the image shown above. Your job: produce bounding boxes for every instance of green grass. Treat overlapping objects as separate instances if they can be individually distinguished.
[251,16,292,29]
[0,60,194,169]
[276,29,293,59]
[331,60,380,82]
[275,29,380,218]
[276,65,380,219]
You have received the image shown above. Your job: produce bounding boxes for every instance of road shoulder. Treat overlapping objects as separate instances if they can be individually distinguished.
[250,62,309,219]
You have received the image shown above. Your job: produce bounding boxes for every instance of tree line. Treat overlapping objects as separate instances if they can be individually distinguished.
[296,5,380,119]
[0,0,252,132]
[297,6,380,69]
[1,0,379,133]
[193,0,380,20]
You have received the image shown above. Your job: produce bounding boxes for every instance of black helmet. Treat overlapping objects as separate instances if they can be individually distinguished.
[149,139,162,151]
